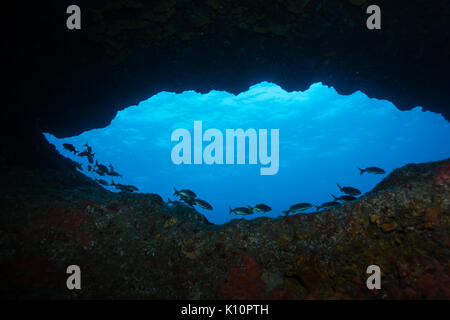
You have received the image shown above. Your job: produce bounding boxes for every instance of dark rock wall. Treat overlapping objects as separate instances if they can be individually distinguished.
[3,0,450,168]
[1,158,449,299]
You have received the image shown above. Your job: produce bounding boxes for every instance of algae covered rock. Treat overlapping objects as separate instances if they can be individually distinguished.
[0,159,449,299]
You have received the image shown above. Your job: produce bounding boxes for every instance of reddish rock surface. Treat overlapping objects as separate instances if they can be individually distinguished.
[0,159,449,299]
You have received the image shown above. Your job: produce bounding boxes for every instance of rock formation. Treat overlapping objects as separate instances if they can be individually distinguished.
[1,159,448,299]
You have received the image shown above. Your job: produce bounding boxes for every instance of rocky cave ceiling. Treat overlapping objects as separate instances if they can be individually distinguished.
[4,0,450,139]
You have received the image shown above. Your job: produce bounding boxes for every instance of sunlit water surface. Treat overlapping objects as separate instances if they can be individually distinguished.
[45,82,450,224]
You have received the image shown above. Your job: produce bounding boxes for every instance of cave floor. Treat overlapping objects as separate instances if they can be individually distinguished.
[0,159,449,299]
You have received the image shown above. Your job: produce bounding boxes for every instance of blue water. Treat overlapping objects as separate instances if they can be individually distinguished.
[44,82,450,224]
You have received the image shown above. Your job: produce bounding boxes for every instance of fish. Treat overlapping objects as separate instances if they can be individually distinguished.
[108,171,122,177]
[95,161,109,175]
[181,196,195,207]
[358,167,386,175]
[253,203,272,213]
[173,188,197,200]
[95,179,109,186]
[78,150,90,158]
[314,201,341,212]
[95,161,108,171]
[78,151,95,164]
[107,164,122,177]
[87,165,92,172]
[83,142,93,154]
[171,192,195,206]
[63,143,78,155]
[118,185,138,193]
[95,167,108,176]
[282,203,312,215]
[331,194,357,202]
[78,143,95,163]
[95,169,105,176]
[111,180,138,193]
[229,206,253,215]
[336,183,361,196]
[193,198,213,210]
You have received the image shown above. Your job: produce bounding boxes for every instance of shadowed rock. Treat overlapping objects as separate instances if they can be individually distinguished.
[0,159,448,299]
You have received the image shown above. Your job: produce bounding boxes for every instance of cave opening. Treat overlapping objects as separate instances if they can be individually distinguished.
[44,82,450,224]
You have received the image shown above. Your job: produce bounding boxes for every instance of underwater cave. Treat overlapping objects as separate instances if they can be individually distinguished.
[45,82,450,224]
[3,0,450,302]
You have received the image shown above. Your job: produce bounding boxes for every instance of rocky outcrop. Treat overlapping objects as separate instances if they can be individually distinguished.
[1,159,449,299]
